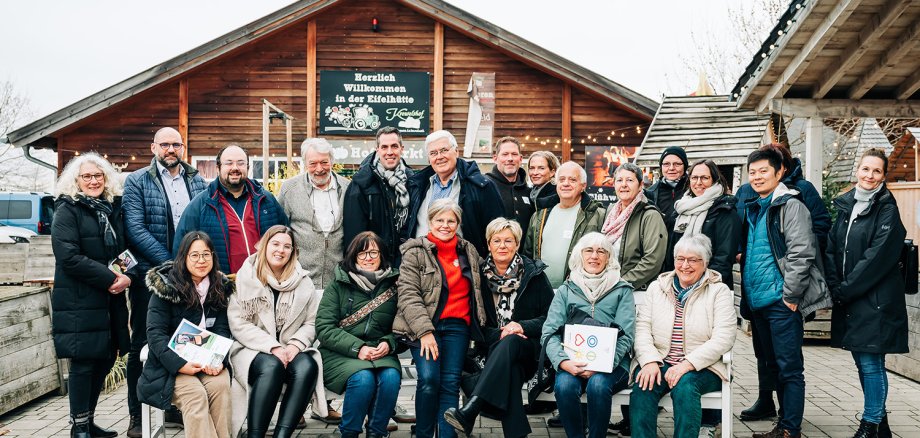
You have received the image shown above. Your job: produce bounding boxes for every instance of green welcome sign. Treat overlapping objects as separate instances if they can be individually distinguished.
[319,71,431,136]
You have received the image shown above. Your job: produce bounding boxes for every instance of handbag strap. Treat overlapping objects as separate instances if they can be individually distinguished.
[338,286,397,328]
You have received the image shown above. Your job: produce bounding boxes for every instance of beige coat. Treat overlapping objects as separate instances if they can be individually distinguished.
[630,270,736,381]
[228,255,328,437]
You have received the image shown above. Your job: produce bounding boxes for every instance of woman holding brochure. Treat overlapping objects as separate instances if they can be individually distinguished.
[540,232,635,438]
[228,225,327,438]
[138,231,234,438]
[629,234,736,438]
[51,153,131,438]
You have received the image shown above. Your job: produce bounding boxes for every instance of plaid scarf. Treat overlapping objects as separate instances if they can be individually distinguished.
[74,194,117,252]
[372,156,410,230]
[482,254,524,327]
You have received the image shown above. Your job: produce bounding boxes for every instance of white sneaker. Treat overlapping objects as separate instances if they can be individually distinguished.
[698,426,717,438]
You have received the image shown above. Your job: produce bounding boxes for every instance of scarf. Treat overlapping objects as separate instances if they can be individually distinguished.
[372,156,410,230]
[851,183,883,222]
[672,273,705,305]
[74,194,117,252]
[602,191,647,243]
[482,254,524,327]
[348,268,391,292]
[235,256,311,333]
[673,184,723,237]
[569,263,621,304]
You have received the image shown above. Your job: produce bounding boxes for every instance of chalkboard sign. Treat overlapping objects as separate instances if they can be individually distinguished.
[319,71,430,136]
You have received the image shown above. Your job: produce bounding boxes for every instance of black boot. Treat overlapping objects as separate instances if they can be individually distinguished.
[443,396,483,436]
[741,392,777,421]
[87,413,117,438]
[273,425,296,438]
[71,415,91,438]
[877,414,891,438]
[126,415,142,438]
[853,419,879,438]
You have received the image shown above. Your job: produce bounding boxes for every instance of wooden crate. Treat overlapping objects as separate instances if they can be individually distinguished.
[0,286,64,416]
[887,290,920,382]
[22,236,54,283]
[0,243,28,285]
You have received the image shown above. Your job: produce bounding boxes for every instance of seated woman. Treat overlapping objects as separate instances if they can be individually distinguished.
[392,198,488,438]
[444,218,555,438]
[315,231,402,438]
[138,231,233,438]
[228,225,327,438]
[541,232,635,438]
[629,234,736,438]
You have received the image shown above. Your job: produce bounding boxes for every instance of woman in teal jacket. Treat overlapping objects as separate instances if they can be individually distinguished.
[541,232,635,438]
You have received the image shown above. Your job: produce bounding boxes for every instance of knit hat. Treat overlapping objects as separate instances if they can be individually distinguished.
[660,146,689,169]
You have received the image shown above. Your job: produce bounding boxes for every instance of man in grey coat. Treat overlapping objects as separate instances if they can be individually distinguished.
[277,137,349,425]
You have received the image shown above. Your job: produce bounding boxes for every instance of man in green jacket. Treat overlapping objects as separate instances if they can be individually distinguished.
[522,161,605,288]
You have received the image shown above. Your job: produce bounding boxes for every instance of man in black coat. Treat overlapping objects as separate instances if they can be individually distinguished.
[645,146,689,231]
[343,126,414,265]
[403,130,504,257]
[484,136,535,228]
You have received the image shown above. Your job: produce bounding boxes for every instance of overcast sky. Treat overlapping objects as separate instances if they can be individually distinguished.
[0,0,753,121]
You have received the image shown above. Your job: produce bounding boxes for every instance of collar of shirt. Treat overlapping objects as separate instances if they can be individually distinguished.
[155,160,185,179]
[430,169,458,189]
[310,174,338,192]
[218,180,250,200]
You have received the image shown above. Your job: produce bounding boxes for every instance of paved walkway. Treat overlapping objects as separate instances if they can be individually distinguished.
[3,329,920,437]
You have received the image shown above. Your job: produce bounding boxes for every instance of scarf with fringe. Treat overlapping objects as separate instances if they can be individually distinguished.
[235,257,311,332]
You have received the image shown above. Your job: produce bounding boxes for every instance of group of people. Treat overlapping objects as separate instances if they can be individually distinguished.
[49,122,908,438]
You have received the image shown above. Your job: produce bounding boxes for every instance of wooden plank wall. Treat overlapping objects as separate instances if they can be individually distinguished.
[889,181,920,241]
[0,243,28,285]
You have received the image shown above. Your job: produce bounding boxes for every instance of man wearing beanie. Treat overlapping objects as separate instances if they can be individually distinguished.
[644,146,689,231]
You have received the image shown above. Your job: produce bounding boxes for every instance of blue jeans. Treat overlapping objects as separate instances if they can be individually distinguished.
[629,363,722,438]
[410,319,470,438]
[339,367,401,436]
[751,298,805,434]
[554,366,630,438]
[852,352,888,424]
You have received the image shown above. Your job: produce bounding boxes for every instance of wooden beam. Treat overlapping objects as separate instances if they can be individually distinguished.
[754,0,862,113]
[849,18,920,99]
[178,78,189,162]
[813,0,911,98]
[896,66,920,100]
[57,134,65,172]
[306,20,317,138]
[770,98,920,118]
[562,83,572,163]
[432,22,444,131]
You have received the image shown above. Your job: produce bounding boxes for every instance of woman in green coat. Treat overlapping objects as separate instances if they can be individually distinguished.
[316,231,401,438]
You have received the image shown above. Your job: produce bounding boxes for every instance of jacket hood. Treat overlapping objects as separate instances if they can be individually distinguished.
[487,166,528,188]
[146,261,235,304]
[653,269,723,296]
[784,158,804,184]
[400,235,476,254]
[579,193,603,212]
[563,278,633,303]
[744,182,800,208]
[711,194,738,212]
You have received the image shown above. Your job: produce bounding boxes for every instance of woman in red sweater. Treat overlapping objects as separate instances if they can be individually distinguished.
[392,198,487,438]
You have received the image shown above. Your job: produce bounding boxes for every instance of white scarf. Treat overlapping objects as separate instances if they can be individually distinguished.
[235,256,311,332]
[569,264,622,304]
[673,184,723,237]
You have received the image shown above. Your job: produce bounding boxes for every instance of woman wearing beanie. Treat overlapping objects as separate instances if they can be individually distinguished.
[645,146,690,231]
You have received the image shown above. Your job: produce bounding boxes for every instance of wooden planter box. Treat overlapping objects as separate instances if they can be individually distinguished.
[887,291,920,382]
[0,286,65,416]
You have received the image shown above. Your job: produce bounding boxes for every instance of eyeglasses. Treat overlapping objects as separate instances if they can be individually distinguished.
[675,256,703,266]
[157,142,184,150]
[357,250,380,260]
[489,238,517,248]
[662,162,684,168]
[221,160,248,168]
[582,248,609,257]
[79,173,105,182]
[428,147,454,158]
[188,251,213,262]
[690,175,712,182]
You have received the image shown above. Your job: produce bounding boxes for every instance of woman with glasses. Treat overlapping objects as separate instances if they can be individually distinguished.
[228,225,326,438]
[629,234,736,438]
[315,231,402,438]
[51,153,131,438]
[138,231,233,437]
[443,218,554,438]
[393,198,488,438]
[664,159,740,290]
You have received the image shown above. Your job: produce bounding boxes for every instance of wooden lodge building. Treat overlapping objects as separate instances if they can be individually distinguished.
[5,0,657,179]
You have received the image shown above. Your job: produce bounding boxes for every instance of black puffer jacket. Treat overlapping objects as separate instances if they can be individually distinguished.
[50,196,130,360]
[645,174,689,231]
[485,167,535,229]
[137,262,234,410]
[342,152,415,265]
[826,186,908,354]
[663,194,741,289]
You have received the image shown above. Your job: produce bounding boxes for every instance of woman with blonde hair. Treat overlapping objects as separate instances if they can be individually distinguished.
[228,225,327,438]
[51,152,130,438]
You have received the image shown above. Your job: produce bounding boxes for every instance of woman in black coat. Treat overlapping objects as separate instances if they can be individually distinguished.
[138,231,234,438]
[443,218,554,438]
[825,149,907,438]
[664,160,740,288]
[51,153,131,438]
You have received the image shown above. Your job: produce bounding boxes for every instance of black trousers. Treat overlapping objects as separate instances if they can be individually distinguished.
[751,319,778,393]
[472,335,537,438]
[247,352,319,438]
[126,271,150,417]
[69,355,116,419]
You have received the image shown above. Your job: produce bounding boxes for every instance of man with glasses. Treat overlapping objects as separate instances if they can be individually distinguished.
[403,129,503,256]
[121,127,208,437]
[343,126,414,266]
[174,144,288,275]
[644,146,690,231]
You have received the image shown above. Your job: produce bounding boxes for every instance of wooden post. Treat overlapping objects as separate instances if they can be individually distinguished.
[915,138,919,181]
[433,22,444,131]
[562,84,572,162]
[178,78,189,162]
[306,21,317,138]
[57,134,65,172]
[262,101,270,182]
[286,119,294,171]
[805,117,824,196]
